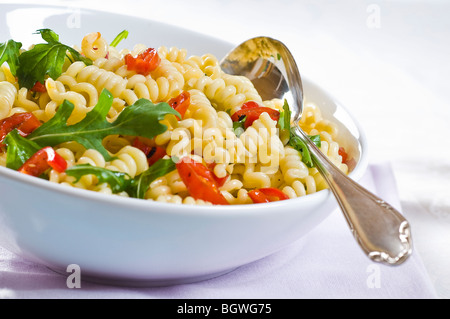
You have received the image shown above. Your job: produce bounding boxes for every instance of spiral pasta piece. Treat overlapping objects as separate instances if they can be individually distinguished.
[184,53,222,80]
[184,89,219,128]
[45,78,88,124]
[81,32,109,61]
[0,64,15,83]
[145,176,174,200]
[0,81,17,120]
[239,112,284,168]
[221,188,253,205]
[158,46,188,65]
[104,145,149,178]
[122,58,184,105]
[64,61,128,100]
[9,87,41,120]
[280,146,309,186]
[49,148,106,190]
[56,74,99,107]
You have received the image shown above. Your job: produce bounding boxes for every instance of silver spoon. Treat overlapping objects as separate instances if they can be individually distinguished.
[220,36,412,265]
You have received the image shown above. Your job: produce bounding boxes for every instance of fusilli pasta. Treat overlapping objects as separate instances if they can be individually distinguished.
[0,30,352,206]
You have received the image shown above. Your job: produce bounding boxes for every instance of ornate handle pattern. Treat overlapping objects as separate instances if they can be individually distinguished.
[292,125,412,265]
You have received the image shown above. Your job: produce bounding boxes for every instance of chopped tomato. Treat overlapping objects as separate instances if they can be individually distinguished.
[124,48,161,76]
[133,137,166,166]
[133,137,153,156]
[19,146,67,177]
[31,81,46,93]
[0,112,41,146]
[338,146,357,171]
[231,101,280,128]
[176,157,229,205]
[338,147,348,164]
[248,188,289,204]
[240,101,260,110]
[168,91,190,120]
[146,146,166,166]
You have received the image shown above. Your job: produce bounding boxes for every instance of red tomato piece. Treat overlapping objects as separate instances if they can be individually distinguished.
[248,188,289,204]
[124,48,161,76]
[146,146,166,166]
[168,91,190,120]
[19,146,67,177]
[176,157,229,205]
[0,112,41,146]
[231,102,280,128]
[133,137,153,156]
[338,147,348,164]
[31,81,46,93]
[338,146,357,171]
[240,101,260,110]
[132,137,166,166]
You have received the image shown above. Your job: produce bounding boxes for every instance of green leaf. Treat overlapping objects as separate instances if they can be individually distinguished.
[288,134,313,168]
[65,164,134,194]
[27,89,180,161]
[278,100,292,146]
[65,158,177,198]
[110,98,180,136]
[278,99,291,133]
[3,129,41,170]
[128,158,177,199]
[308,134,321,148]
[110,30,129,47]
[288,128,321,168]
[36,28,59,43]
[232,115,246,137]
[0,39,22,76]
[16,29,92,89]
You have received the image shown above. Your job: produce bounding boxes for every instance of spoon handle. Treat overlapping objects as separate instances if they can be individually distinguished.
[292,125,412,265]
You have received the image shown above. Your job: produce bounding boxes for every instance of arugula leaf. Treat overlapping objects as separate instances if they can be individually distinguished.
[278,100,321,168]
[65,164,134,193]
[65,158,176,198]
[27,89,180,160]
[288,128,321,168]
[16,29,92,89]
[232,115,246,137]
[308,134,321,148]
[38,28,59,43]
[128,158,177,199]
[288,134,312,167]
[0,39,22,76]
[278,99,291,135]
[4,129,41,170]
[110,30,129,47]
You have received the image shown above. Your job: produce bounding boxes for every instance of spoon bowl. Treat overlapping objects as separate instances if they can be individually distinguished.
[219,37,303,120]
[220,37,413,265]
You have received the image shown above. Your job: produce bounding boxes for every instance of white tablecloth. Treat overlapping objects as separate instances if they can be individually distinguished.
[0,0,448,298]
[0,162,437,299]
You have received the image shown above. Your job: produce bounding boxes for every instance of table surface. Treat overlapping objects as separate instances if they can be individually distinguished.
[1,0,449,298]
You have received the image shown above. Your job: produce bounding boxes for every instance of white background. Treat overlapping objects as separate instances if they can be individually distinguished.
[2,0,450,298]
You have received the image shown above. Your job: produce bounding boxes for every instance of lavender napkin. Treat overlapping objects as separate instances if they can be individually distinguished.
[0,162,437,299]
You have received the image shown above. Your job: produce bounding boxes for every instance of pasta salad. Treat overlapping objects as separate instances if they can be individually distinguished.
[0,29,352,205]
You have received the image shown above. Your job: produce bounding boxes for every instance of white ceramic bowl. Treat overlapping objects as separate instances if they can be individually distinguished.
[0,4,369,286]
